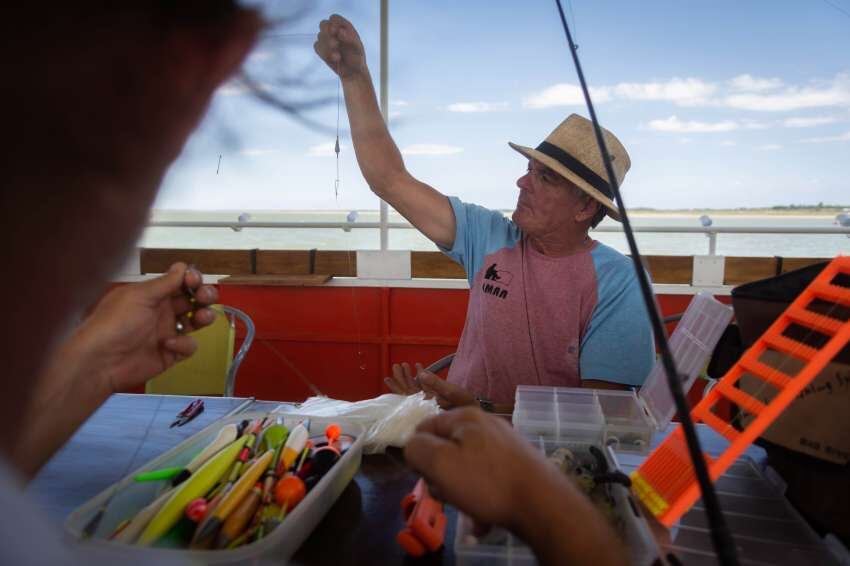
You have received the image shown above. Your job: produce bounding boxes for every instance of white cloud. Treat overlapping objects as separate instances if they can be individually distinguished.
[307,142,346,157]
[447,101,510,113]
[523,74,850,114]
[757,144,782,151]
[614,77,716,106]
[720,140,737,146]
[401,144,464,156]
[722,74,850,112]
[392,100,410,107]
[647,116,739,133]
[728,74,783,92]
[647,116,768,134]
[782,116,838,128]
[800,131,850,143]
[240,148,280,157]
[523,83,611,108]
[740,119,769,130]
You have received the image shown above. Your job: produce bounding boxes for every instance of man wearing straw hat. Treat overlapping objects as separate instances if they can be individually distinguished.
[316,15,654,411]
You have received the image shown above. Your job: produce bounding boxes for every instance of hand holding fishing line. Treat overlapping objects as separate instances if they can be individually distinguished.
[73,262,219,393]
[314,14,368,80]
[405,409,625,566]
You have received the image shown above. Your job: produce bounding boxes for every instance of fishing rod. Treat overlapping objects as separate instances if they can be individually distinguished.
[551,2,739,564]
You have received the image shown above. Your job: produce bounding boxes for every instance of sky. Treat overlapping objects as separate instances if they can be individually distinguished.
[156,0,850,212]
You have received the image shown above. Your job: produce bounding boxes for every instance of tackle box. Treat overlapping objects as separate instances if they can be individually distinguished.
[513,291,733,452]
[64,411,364,564]
[454,439,662,566]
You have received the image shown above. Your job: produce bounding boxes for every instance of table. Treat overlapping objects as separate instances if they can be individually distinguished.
[29,395,835,565]
[29,394,446,565]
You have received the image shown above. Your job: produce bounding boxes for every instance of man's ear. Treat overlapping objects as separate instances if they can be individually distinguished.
[575,197,600,223]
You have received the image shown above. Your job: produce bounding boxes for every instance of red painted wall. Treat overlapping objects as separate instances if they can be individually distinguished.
[216,284,731,403]
[219,286,468,401]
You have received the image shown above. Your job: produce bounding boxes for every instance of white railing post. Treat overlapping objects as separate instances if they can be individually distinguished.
[708,231,717,255]
[378,0,389,251]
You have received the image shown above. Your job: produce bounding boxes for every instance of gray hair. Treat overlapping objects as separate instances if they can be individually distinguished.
[567,183,607,229]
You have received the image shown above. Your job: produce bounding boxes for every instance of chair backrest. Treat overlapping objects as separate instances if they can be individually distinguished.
[145,305,254,396]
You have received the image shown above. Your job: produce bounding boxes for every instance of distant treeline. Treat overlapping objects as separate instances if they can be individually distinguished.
[630,203,849,213]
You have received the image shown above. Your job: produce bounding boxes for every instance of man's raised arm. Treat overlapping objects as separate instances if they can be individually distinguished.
[315,14,456,249]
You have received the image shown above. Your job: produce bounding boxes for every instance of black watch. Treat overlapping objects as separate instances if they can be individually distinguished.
[476,396,495,413]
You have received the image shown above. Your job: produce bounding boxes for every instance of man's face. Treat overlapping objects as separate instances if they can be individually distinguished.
[511,159,596,237]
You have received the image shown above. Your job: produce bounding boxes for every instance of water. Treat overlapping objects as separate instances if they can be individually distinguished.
[142,210,850,258]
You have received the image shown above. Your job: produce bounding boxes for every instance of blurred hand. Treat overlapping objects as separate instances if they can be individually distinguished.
[405,409,554,531]
[405,409,627,566]
[416,367,476,409]
[384,362,422,395]
[77,262,219,393]
[314,14,368,79]
[384,363,476,409]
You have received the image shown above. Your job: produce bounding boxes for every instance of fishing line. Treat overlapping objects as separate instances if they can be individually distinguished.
[565,0,578,48]
[821,0,850,19]
[259,339,324,397]
[82,396,165,537]
[346,249,366,372]
[551,1,738,564]
[332,49,364,373]
[335,60,342,202]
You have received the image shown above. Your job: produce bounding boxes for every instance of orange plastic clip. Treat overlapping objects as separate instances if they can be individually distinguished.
[632,256,850,526]
[396,478,447,557]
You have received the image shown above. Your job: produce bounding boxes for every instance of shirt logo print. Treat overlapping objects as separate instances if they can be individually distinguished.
[482,263,511,299]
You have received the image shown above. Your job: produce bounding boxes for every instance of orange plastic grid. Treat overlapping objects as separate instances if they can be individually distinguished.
[632,256,850,526]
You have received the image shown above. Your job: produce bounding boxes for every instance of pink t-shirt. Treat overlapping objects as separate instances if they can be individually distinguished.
[442,197,654,405]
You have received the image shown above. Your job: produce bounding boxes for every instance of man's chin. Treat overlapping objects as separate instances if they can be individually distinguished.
[512,209,530,230]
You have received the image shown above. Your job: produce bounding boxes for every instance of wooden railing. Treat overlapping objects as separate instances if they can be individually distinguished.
[140,249,829,287]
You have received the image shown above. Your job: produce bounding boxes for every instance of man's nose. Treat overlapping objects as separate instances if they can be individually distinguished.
[517,172,532,191]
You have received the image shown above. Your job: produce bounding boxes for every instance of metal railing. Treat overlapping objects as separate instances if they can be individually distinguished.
[147,220,850,256]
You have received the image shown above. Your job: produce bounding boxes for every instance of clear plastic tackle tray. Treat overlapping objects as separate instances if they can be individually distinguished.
[513,292,733,452]
[64,411,364,564]
[454,438,662,566]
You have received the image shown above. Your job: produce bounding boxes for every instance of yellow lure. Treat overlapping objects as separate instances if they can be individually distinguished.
[138,435,248,546]
[213,449,274,522]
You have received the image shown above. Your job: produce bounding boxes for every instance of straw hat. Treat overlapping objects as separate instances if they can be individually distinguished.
[509,114,630,222]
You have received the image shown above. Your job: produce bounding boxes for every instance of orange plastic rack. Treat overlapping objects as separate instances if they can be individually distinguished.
[632,256,850,526]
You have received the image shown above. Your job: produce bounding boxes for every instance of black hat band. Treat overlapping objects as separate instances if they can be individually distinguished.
[535,141,613,199]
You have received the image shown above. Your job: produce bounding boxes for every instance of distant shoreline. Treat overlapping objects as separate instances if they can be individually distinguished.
[151,208,846,219]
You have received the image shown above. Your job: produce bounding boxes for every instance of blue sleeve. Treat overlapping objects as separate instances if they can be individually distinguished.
[439,196,522,285]
[580,245,655,386]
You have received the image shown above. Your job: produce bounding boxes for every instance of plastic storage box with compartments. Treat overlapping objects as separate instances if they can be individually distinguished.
[513,291,734,452]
